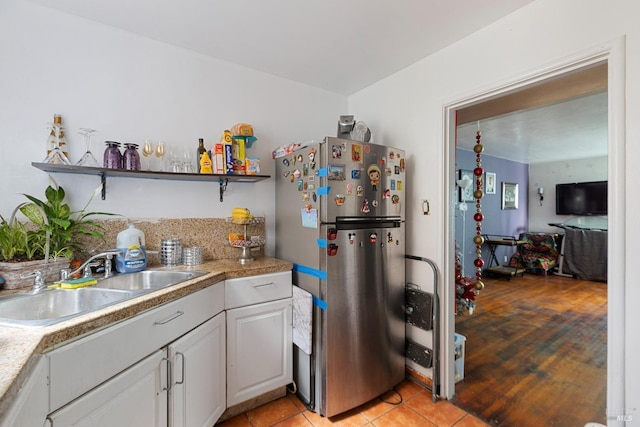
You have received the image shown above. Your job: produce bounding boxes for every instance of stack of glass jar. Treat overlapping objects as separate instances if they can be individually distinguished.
[104,141,141,170]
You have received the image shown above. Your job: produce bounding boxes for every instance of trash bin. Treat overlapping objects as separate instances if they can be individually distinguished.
[454,333,466,383]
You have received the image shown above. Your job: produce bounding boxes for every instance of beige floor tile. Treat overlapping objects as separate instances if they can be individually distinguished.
[371,405,436,427]
[303,408,370,426]
[395,379,429,401]
[247,396,301,427]
[356,397,397,422]
[274,413,314,426]
[405,393,467,427]
[216,413,252,426]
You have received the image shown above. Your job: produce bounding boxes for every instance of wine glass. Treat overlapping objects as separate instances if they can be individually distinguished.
[142,140,154,170]
[43,123,71,165]
[182,148,194,173]
[155,142,166,171]
[168,148,181,173]
[76,128,99,167]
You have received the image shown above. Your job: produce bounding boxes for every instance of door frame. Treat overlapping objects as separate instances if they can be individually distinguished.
[441,37,625,416]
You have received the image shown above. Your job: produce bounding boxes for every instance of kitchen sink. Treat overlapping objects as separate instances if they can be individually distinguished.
[94,270,207,291]
[0,288,136,327]
[0,269,208,327]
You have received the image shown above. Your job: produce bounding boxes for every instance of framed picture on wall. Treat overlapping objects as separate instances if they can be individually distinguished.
[458,169,474,202]
[485,172,497,194]
[501,182,519,209]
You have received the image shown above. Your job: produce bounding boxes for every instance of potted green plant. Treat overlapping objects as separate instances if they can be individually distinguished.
[0,184,114,289]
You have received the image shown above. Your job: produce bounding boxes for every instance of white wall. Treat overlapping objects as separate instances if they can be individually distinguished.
[0,0,346,256]
[349,0,638,419]
[528,156,608,232]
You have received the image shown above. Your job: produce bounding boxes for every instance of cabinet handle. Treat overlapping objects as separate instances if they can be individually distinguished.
[176,352,185,385]
[161,357,172,391]
[154,310,184,325]
[253,282,275,288]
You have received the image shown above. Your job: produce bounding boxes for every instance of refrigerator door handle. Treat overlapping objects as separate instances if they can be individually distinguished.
[334,218,402,230]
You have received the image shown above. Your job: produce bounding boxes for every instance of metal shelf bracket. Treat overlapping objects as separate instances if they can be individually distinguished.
[219,178,229,202]
[100,172,106,200]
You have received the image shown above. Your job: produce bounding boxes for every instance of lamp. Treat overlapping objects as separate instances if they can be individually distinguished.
[457,178,472,188]
[538,187,544,206]
[457,178,472,211]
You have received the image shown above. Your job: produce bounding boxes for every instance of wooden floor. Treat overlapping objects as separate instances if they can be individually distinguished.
[452,273,607,427]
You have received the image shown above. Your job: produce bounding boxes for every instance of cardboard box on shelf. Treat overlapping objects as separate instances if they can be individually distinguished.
[212,143,225,174]
[232,137,246,175]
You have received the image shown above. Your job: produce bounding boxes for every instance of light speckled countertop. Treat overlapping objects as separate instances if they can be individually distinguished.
[0,257,292,416]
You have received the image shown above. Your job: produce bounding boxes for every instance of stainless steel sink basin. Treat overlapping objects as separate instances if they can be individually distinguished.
[0,269,208,327]
[0,288,135,327]
[94,270,207,291]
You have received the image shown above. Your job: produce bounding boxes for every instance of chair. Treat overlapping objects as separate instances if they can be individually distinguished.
[510,232,559,276]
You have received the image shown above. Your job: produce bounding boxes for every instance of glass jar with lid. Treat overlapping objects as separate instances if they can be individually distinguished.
[123,143,141,171]
[104,141,122,169]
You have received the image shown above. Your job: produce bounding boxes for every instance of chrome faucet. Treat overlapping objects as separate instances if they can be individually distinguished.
[19,270,46,293]
[68,251,122,279]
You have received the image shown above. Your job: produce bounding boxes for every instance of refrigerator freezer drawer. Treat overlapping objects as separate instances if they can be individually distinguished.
[225,271,292,309]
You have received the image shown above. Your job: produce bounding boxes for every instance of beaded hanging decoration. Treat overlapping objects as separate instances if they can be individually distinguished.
[471,129,485,291]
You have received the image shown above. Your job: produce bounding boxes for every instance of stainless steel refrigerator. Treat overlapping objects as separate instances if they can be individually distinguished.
[275,137,406,417]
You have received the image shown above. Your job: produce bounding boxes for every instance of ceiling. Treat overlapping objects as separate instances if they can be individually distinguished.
[26,0,607,164]
[26,0,536,96]
[457,90,608,164]
[456,63,609,164]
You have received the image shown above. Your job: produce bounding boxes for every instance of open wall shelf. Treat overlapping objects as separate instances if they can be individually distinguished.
[32,162,270,202]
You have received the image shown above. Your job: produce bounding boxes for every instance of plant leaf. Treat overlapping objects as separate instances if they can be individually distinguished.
[19,203,45,226]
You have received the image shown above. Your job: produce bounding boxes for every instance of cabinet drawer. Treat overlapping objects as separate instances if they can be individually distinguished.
[225,271,292,309]
[48,282,224,412]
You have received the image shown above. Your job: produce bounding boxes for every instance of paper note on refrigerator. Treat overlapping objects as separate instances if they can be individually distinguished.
[301,208,318,228]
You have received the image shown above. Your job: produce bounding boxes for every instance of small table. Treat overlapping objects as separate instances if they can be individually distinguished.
[483,235,526,280]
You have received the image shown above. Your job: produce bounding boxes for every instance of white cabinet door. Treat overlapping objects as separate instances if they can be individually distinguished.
[0,355,49,427]
[47,349,168,427]
[227,298,292,406]
[169,312,226,427]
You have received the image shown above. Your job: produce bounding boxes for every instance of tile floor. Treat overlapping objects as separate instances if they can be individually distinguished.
[217,379,490,427]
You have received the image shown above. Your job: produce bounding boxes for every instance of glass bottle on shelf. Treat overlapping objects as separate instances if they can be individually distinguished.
[196,138,206,173]
[46,114,69,159]
[43,121,71,165]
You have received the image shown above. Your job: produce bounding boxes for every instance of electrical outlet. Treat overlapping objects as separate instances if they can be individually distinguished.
[503,255,508,263]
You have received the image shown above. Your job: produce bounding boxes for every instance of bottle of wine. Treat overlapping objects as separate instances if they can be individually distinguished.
[46,114,69,158]
[196,138,206,173]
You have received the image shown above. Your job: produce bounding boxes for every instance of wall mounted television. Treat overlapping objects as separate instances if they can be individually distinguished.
[555,180,608,215]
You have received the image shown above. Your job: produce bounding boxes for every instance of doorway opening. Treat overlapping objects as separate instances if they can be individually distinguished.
[442,40,625,425]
